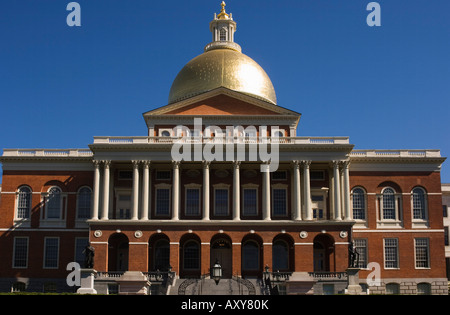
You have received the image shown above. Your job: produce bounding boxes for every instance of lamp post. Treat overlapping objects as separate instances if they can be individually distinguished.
[211,259,222,285]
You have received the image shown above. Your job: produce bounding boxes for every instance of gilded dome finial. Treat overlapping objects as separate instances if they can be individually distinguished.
[217,1,230,19]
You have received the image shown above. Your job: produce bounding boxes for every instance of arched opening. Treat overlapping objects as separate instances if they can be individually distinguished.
[272,234,294,272]
[313,234,335,272]
[108,233,129,272]
[242,234,263,278]
[210,234,232,278]
[180,234,201,278]
[149,234,170,272]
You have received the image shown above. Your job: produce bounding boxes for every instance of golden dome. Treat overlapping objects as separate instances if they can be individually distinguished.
[168,48,277,105]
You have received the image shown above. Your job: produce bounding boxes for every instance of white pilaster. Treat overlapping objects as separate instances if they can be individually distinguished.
[131,161,140,220]
[262,162,271,220]
[202,161,210,220]
[342,161,351,220]
[292,160,302,220]
[172,161,180,220]
[233,161,241,220]
[302,161,312,220]
[101,160,111,220]
[333,161,342,220]
[141,160,150,220]
[91,160,100,220]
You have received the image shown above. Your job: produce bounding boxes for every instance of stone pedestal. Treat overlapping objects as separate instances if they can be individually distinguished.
[77,269,97,295]
[346,268,363,295]
[286,272,317,295]
[117,271,150,295]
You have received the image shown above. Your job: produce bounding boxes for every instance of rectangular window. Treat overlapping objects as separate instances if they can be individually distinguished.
[44,237,59,269]
[243,188,258,216]
[273,189,287,216]
[354,239,368,268]
[443,205,448,218]
[384,238,399,269]
[13,237,28,268]
[215,189,229,216]
[186,188,200,216]
[156,188,170,215]
[415,238,430,268]
[118,170,133,180]
[17,190,31,219]
[310,170,325,181]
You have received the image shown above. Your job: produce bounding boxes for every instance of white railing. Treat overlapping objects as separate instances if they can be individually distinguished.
[92,136,350,145]
[2,149,93,157]
[350,149,442,158]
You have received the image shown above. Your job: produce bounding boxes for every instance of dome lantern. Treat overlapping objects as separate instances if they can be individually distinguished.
[206,1,241,53]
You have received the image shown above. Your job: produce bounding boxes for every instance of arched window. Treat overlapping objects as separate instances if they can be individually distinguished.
[183,241,200,270]
[16,186,32,219]
[412,187,427,220]
[77,187,92,219]
[219,28,227,41]
[46,187,62,219]
[272,240,289,271]
[161,130,171,137]
[382,187,396,220]
[417,282,431,295]
[352,187,366,220]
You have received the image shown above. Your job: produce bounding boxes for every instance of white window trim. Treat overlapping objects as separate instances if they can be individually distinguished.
[377,187,403,228]
[184,183,202,216]
[383,238,400,270]
[411,187,429,228]
[159,128,174,137]
[40,187,66,228]
[241,184,259,216]
[155,183,172,217]
[115,188,132,220]
[311,187,328,221]
[213,183,230,216]
[351,187,368,227]
[414,238,430,269]
[14,186,32,227]
[43,237,60,269]
[272,183,288,217]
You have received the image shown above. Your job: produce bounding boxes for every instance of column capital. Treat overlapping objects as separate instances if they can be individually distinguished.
[202,160,211,169]
[102,160,111,167]
[132,160,141,168]
[301,160,312,167]
[93,160,101,167]
[291,160,300,168]
[340,160,351,168]
[172,160,181,168]
[232,160,241,168]
[142,160,151,168]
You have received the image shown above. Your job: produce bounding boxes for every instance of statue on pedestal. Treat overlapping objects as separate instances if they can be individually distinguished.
[82,243,95,269]
[348,241,360,268]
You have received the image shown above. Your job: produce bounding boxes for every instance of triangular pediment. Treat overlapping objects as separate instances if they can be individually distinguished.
[143,87,301,118]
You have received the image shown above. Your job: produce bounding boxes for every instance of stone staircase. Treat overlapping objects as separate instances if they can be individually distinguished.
[168,277,264,295]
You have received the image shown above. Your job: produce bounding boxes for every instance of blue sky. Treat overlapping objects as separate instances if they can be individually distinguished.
[0,0,449,183]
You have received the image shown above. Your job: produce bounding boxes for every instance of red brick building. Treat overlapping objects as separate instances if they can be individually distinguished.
[0,3,447,295]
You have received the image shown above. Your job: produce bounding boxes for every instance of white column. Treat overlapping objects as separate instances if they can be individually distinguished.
[172,161,180,220]
[202,161,210,220]
[101,160,111,220]
[233,161,241,220]
[292,160,302,220]
[141,160,150,220]
[302,161,312,220]
[333,161,342,220]
[131,161,140,220]
[91,160,101,220]
[262,162,271,220]
[342,161,351,220]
